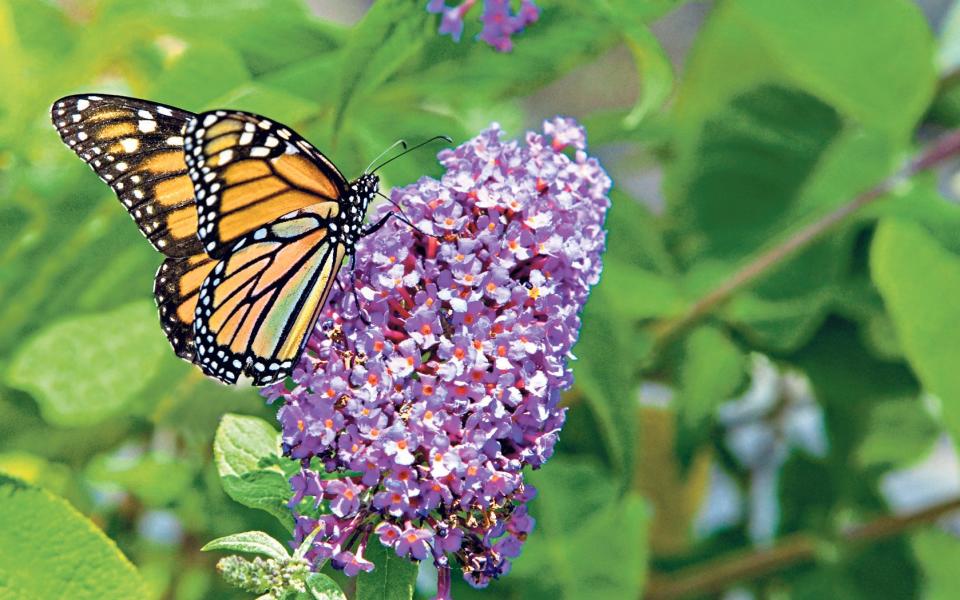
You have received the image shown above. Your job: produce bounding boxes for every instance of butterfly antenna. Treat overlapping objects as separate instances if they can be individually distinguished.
[364,139,408,174]
[371,135,453,174]
[375,190,442,240]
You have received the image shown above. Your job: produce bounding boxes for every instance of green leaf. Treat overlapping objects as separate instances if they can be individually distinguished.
[306,573,347,600]
[329,2,430,136]
[856,398,939,469]
[214,414,295,531]
[601,259,684,321]
[724,286,836,352]
[664,0,936,352]
[86,451,195,507]
[6,300,169,426]
[0,451,71,495]
[620,24,673,129]
[670,84,843,259]
[293,525,324,561]
[149,41,250,108]
[0,474,145,598]
[871,219,960,436]
[356,539,417,600]
[677,325,746,430]
[913,528,960,600]
[405,3,618,104]
[201,531,290,561]
[513,458,650,598]
[572,283,641,482]
[674,0,934,140]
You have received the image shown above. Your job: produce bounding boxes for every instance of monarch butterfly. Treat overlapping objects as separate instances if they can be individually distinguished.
[51,94,442,386]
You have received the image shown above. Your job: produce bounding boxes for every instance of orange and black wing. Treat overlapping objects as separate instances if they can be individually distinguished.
[192,205,346,385]
[154,253,218,361]
[183,110,348,259]
[51,94,202,257]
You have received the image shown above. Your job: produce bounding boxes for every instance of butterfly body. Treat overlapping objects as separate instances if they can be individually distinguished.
[52,94,379,385]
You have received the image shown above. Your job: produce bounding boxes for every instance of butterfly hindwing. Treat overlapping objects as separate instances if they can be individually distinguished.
[154,253,218,361]
[183,110,347,260]
[192,205,346,385]
[51,94,203,257]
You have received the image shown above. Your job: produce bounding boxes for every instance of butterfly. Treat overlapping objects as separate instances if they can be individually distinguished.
[50,93,420,386]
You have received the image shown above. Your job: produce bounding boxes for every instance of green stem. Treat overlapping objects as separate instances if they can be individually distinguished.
[649,128,960,347]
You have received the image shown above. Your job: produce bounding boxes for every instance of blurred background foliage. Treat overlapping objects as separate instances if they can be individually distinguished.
[3,0,960,598]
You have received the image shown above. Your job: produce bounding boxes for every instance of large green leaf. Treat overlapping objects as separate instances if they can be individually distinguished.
[214,414,294,531]
[572,283,641,482]
[356,539,418,600]
[671,85,843,259]
[663,0,936,352]
[6,301,169,426]
[673,0,934,139]
[513,458,650,599]
[0,475,145,598]
[871,219,960,436]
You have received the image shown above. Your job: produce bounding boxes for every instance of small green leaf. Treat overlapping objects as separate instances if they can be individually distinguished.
[293,526,324,561]
[6,300,169,426]
[0,475,146,598]
[201,531,290,561]
[913,528,960,599]
[306,573,347,600]
[678,325,746,429]
[871,219,960,437]
[214,414,295,531]
[857,398,939,469]
[356,539,417,600]
[620,24,673,129]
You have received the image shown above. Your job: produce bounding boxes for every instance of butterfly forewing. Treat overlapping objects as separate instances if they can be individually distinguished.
[192,206,346,385]
[183,110,347,259]
[51,94,203,257]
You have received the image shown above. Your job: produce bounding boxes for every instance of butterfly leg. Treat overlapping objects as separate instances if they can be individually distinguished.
[346,254,373,326]
[362,210,440,240]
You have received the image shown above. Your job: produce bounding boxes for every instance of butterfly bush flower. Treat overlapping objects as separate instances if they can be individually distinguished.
[264,117,610,595]
[426,0,540,51]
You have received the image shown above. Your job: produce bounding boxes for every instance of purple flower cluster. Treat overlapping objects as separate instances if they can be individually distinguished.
[426,0,539,51]
[264,117,610,596]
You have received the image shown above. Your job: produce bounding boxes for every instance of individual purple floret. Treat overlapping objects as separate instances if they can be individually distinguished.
[426,0,539,51]
[264,117,610,596]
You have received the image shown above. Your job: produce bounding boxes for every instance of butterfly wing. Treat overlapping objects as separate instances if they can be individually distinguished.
[154,253,218,361]
[192,205,346,385]
[184,110,348,259]
[51,94,202,257]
